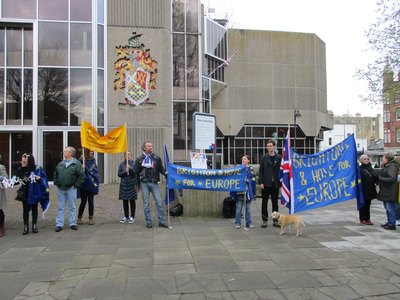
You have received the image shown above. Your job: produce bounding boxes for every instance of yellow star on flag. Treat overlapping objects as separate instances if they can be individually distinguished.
[218,171,223,175]
[174,179,181,185]
[298,194,305,201]
[345,144,350,149]
[351,180,356,188]
[198,181,203,186]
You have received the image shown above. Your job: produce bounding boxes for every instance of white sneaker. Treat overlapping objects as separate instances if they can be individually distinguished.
[129,217,135,224]
[396,220,400,226]
[120,217,128,223]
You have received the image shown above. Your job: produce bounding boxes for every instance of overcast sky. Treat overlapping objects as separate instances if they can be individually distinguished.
[202,0,381,118]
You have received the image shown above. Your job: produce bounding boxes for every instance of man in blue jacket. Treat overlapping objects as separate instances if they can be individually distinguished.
[54,146,85,232]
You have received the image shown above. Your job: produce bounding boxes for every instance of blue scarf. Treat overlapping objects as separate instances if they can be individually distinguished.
[142,152,154,168]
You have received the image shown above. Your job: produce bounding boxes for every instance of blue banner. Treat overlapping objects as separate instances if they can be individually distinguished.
[292,134,364,213]
[167,164,246,192]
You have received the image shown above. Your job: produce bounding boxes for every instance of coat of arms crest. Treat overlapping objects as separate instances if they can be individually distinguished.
[114,33,157,108]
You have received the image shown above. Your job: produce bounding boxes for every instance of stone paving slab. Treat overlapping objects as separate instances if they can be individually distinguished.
[2,184,400,299]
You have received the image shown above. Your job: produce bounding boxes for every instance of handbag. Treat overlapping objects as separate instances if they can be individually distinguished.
[15,184,27,202]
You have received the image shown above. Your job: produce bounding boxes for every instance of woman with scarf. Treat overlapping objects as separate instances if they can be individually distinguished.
[17,153,50,235]
[230,155,256,229]
[359,155,379,225]
[77,149,99,225]
[118,151,137,223]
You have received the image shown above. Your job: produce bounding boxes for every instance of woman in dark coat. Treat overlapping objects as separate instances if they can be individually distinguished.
[359,155,379,225]
[378,152,400,230]
[118,151,137,223]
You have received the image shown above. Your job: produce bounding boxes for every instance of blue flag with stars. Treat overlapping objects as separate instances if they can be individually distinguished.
[291,134,364,213]
[167,164,246,192]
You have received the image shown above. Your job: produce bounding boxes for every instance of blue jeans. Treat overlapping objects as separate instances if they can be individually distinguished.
[235,199,252,226]
[56,188,77,227]
[384,201,399,226]
[141,182,165,224]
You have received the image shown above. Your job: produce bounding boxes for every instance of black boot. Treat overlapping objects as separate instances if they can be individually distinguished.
[23,223,29,235]
[32,223,38,233]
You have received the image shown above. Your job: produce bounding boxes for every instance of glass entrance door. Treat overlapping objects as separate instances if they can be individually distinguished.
[41,130,81,181]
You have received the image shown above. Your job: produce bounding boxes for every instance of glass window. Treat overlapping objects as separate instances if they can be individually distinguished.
[97,70,104,126]
[38,0,68,20]
[43,131,63,181]
[388,129,391,143]
[6,28,22,67]
[11,132,32,176]
[2,0,36,19]
[186,0,198,33]
[186,35,199,99]
[98,25,104,68]
[173,0,185,32]
[70,69,92,126]
[23,69,33,125]
[396,109,400,121]
[24,28,33,67]
[187,102,199,152]
[97,0,104,23]
[67,131,82,159]
[173,102,186,161]
[6,69,21,125]
[397,129,400,143]
[0,133,10,174]
[173,34,185,99]
[70,23,92,67]
[71,0,92,22]
[0,69,3,124]
[0,28,4,66]
[38,22,68,66]
[38,68,68,126]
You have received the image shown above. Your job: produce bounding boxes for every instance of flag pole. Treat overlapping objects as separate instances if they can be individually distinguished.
[208,52,237,77]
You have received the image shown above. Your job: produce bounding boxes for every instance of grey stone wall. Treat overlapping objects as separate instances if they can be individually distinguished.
[108,0,169,29]
[213,29,333,137]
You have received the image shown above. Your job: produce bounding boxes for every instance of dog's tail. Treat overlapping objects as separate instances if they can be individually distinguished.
[301,220,305,227]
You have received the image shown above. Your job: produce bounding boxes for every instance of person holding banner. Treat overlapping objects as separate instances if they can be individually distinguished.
[17,153,50,235]
[54,147,85,232]
[259,140,282,228]
[230,155,256,229]
[359,155,379,225]
[378,152,400,230]
[118,151,137,224]
[135,141,169,229]
[77,149,99,225]
[0,155,7,237]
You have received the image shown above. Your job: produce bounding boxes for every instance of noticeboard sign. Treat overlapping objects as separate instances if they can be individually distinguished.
[193,113,216,150]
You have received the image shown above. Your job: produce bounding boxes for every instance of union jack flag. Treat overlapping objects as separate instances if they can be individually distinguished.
[278,130,295,214]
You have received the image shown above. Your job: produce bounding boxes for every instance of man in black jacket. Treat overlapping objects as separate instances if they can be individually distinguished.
[135,141,169,228]
[258,140,282,228]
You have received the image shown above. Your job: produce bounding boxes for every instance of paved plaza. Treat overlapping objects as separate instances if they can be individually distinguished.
[1,184,400,299]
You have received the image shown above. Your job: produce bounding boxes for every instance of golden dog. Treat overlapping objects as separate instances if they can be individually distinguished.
[271,211,305,236]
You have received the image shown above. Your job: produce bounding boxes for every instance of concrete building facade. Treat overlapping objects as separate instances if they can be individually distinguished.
[0,0,333,197]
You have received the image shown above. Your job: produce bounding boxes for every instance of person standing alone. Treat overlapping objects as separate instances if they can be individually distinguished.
[259,140,282,228]
[135,141,169,229]
[54,146,85,232]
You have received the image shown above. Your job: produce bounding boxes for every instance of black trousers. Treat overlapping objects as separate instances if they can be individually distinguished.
[123,200,136,218]
[22,202,38,225]
[359,198,372,221]
[78,189,95,217]
[261,183,279,221]
[0,209,4,224]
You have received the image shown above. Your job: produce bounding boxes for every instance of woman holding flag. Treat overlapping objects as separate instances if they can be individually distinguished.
[230,155,256,229]
[77,149,99,225]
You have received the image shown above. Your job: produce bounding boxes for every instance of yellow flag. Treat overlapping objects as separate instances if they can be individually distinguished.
[81,120,127,153]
